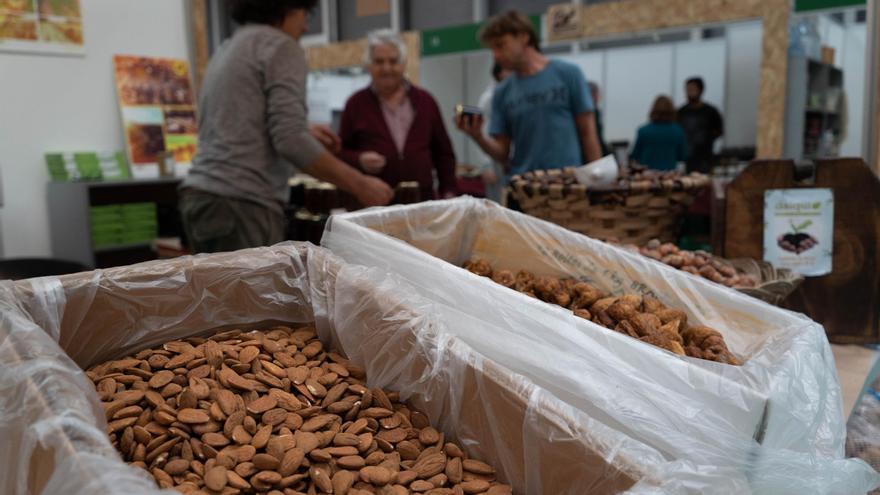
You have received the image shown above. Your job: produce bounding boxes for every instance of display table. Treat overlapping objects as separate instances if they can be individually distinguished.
[47,178,182,268]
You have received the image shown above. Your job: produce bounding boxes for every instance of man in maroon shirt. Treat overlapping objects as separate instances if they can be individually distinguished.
[337,30,457,201]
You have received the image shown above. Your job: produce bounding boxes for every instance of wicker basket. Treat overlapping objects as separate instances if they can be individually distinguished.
[509,168,710,245]
[726,257,804,306]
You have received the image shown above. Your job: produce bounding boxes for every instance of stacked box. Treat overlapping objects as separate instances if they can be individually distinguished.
[89,202,158,248]
[0,244,668,495]
[45,152,130,182]
[322,197,880,493]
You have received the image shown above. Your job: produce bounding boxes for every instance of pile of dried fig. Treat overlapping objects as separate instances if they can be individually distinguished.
[623,240,757,289]
[463,259,740,366]
[88,326,512,495]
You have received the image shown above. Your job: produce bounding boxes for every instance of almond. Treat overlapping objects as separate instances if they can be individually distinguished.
[360,466,393,486]
[177,408,210,424]
[163,458,190,476]
[462,459,494,475]
[253,453,281,470]
[445,457,462,484]
[332,469,356,495]
[310,465,333,493]
[414,453,446,479]
[460,480,491,493]
[204,465,227,491]
[246,395,277,414]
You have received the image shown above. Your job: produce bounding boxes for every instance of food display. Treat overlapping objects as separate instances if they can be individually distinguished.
[512,166,702,205]
[508,166,709,245]
[88,325,511,495]
[463,259,740,366]
[622,239,758,289]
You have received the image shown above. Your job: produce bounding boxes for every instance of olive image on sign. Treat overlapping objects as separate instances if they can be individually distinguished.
[777,220,818,255]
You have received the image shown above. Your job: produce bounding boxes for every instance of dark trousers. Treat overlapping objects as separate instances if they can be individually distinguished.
[180,190,285,254]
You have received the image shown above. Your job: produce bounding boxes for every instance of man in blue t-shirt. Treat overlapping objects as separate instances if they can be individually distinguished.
[456,11,602,175]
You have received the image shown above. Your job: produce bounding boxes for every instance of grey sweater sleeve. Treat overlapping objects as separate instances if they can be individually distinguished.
[264,39,325,169]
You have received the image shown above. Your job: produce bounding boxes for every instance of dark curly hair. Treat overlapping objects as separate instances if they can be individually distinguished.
[227,0,319,25]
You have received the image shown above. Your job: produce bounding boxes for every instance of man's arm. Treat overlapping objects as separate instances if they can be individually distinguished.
[262,44,391,206]
[455,113,511,166]
[301,151,392,207]
[575,112,602,164]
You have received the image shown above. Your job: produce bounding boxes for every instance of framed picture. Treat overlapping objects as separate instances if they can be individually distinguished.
[0,0,84,55]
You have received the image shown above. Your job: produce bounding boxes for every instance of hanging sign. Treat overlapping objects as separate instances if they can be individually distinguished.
[763,188,834,276]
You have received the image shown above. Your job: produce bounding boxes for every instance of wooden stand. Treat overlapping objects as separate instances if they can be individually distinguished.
[47,179,182,269]
[724,158,880,344]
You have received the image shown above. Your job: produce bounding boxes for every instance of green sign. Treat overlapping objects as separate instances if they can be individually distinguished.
[795,0,865,11]
[421,15,542,57]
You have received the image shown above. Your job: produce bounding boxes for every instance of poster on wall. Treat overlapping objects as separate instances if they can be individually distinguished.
[763,188,834,277]
[113,55,198,179]
[0,0,84,55]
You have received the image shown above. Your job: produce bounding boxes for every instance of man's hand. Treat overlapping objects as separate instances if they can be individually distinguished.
[359,151,387,174]
[354,175,393,207]
[454,113,485,140]
[455,114,511,165]
[309,124,341,154]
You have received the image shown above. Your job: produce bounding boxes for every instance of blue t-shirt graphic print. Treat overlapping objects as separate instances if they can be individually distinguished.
[489,59,594,175]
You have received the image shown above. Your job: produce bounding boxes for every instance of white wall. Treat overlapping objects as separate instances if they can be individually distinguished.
[462,50,494,166]
[419,53,467,163]
[725,21,763,148]
[551,37,732,146]
[0,0,191,258]
[814,14,867,157]
[307,72,371,125]
[603,45,675,143]
[840,23,866,156]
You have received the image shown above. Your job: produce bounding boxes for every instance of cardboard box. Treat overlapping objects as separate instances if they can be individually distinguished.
[0,244,662,495]
[322,197,848,462]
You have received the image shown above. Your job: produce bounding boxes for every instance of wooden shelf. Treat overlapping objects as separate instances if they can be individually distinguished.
[93,241,153,253]
[806,108,839,115]
[48,180,182,268]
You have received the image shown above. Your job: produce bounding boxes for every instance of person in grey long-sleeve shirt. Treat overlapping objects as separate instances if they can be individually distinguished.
[181,0,392,253]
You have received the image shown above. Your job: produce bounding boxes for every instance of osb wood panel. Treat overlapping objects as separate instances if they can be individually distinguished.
[305,31,421,84]
[755,2,789,160]
[190,0,210,96]
[547,0,789,158]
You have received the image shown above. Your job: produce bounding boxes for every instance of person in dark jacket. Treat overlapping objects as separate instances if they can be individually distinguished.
[337,30,457,201]
[631,95,688,171]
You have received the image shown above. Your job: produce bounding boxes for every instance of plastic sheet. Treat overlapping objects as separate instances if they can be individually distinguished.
[323,196,880,494]
[0,242,672,495]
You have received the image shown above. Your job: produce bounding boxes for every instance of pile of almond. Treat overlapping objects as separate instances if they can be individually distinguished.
[463,259,740,366]
[624,239,758,289]
[87,326,512,495]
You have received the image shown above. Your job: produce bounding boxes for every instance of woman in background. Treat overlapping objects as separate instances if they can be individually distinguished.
[630,96,688,171]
